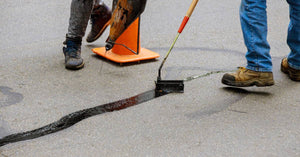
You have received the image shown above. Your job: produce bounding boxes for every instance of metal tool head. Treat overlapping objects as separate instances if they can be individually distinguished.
[155,80,184,97]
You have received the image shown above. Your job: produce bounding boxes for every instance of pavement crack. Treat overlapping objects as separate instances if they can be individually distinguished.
[0,90,168,147]
[0,71,261,147]
[228,109,248,114]
[184,70,232,82]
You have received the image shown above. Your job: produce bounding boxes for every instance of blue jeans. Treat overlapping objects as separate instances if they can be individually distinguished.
[240,0,300,72]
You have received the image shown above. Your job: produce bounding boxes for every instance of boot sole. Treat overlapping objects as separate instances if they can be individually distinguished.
[86,20,110,43]
[65,62,85,70]
[222,78,274,87]
[281,65,300,81]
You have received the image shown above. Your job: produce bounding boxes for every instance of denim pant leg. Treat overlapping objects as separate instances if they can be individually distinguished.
[66,0,95,41]
[240,0,272,72]
[287,0,300,70]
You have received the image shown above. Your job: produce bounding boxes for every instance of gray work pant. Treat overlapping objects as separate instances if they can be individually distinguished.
[66,0,104,40]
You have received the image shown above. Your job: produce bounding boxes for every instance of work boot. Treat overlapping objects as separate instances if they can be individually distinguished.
[63,40,84,70]
[281,57,300,81]
[86,3,111,43]
[222,67,274,87]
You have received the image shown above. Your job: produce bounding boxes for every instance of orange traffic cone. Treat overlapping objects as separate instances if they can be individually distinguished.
[92,17,159,64]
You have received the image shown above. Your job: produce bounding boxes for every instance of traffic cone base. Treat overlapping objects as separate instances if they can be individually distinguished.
[92,17,159,64]
[92,47,159,63]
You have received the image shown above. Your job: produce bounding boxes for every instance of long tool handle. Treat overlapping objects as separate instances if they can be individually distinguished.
[178,0,199,33]
[158,0,199,80]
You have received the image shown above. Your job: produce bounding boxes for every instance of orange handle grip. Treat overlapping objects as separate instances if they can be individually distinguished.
[177,0,199,33]
[178,16,190,33]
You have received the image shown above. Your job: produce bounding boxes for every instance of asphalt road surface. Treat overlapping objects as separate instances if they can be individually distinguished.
[0,0,299,156]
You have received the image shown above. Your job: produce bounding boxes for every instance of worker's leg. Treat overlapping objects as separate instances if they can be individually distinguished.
[221,0,274,87]
[240,0,272,72]
[286,0,300,70]
[67,0,94,40]
[281,0,300,81]
[64,0,94,70]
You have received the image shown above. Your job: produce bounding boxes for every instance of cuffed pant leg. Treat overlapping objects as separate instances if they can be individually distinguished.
[67,0,95,40]
[240,0,272,72]
[287,0,300,70]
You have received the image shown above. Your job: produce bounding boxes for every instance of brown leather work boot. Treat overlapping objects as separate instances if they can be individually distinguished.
[281,58,300,81]
[86,3,111,43]
[222,67,274,87]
